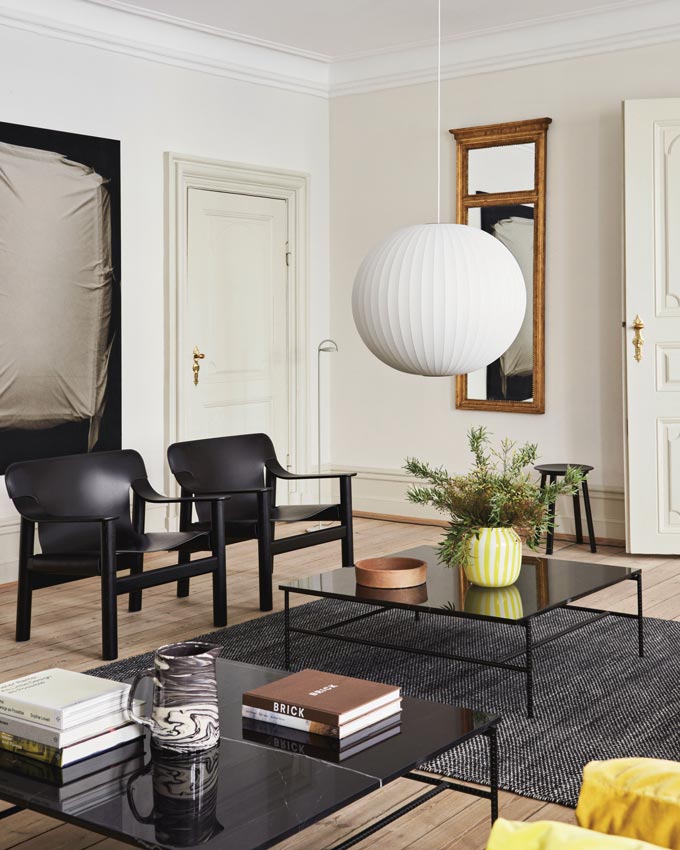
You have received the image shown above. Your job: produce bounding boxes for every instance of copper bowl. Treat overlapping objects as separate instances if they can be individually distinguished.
[355,583,428,604]
[354,556,427,589]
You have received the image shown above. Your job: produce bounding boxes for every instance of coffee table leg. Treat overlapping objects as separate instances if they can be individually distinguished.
[636,573,644,658]
[284,589,291,670]
[525,619,534,719]
[486,725,499,823]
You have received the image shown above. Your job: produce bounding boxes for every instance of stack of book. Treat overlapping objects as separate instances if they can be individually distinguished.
[242,669,401,762]
[0,668,143,769]
[0,740,145,815]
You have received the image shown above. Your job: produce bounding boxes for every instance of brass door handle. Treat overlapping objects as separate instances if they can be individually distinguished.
[631,315,645,363]
[192,346,205,385]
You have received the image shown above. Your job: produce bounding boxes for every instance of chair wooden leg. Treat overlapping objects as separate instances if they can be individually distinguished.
[101,521,118,660]
[177,545,191,598]
[340,476,354,566]
[15,519,35,642]
[128,555,143,612]
[176,499,193,598]
[15,567,32,642]
[257,491,273,611]
[211,500,227,627]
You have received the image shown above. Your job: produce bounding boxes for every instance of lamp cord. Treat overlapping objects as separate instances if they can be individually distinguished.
[437,0,441,224]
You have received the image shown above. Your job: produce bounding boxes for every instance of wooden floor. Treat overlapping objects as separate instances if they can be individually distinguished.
[0,516,677,850]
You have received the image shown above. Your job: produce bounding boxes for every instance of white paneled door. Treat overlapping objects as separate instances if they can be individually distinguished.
[183,188,290,464]
[624,98,680,553]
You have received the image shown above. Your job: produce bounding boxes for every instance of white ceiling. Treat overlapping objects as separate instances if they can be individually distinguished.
[90,0,654,59]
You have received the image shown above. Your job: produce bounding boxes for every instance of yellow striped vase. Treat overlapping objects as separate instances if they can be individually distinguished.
[464,527,522,587]
[464,585,524,619]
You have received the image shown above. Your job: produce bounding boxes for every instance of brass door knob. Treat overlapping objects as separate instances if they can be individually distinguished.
[631,315,645,363]
[192,346,206,385]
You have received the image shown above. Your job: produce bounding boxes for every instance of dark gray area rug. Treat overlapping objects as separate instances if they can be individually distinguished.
[89,601,679,808]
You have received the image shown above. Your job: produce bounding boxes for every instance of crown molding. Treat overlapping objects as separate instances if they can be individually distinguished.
[329,0,680,96]
[0,0,678,100]
[0,0,329,97]
[85,0,330,62]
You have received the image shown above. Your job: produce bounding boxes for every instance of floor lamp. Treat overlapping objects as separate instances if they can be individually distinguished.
[307,339,338,532]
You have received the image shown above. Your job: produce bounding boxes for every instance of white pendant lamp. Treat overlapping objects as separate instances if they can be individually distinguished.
[351,0,526,377]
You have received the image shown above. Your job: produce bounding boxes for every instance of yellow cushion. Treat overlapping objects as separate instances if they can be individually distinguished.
[576,758,680,849]
[486,819,665,849]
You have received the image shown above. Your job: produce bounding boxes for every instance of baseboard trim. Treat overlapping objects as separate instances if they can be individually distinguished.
[338,464,626,545]
[354,510,449,527]
[353,510,625,548]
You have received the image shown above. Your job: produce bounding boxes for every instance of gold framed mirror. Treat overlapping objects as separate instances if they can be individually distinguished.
[450,118,551,414]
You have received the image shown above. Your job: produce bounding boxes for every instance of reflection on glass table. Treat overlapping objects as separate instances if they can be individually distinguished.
[127,746,222,847]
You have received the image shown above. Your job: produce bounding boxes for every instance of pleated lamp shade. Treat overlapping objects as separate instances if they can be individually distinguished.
[352,223,527,377]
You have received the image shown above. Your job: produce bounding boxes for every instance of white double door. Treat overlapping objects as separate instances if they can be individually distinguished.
[624,98,680,552]
[181,188,290,472]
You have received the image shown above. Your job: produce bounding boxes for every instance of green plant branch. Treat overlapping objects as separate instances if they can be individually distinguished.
[405,427,584,568]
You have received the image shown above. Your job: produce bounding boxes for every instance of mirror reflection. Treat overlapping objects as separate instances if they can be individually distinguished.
[467,144,535,194]
[467,201,535,402]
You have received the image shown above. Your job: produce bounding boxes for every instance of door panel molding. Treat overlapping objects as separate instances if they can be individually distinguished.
[165,153,310,507]
[624,98,680,553]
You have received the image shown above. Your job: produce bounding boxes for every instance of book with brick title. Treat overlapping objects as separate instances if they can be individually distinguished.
[242,669,400,738]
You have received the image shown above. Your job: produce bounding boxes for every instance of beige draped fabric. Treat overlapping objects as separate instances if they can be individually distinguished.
[0,142,113,448]
[493,216,534,379]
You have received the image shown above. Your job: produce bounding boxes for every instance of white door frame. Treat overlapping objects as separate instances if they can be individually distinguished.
[165,153,310,501]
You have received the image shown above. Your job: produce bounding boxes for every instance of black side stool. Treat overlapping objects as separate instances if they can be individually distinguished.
[535,463,596,556]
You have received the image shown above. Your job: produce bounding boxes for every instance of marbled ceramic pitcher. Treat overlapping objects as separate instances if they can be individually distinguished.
[126,642,221,751]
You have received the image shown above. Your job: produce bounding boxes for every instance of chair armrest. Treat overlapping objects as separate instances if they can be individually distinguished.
[265,458,357,481]
[13,496,118,524]
[172,471,270,496]
[131,479,230,504]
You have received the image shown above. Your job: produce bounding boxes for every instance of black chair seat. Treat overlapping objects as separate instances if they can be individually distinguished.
[272,504,339,523]
[34,528,206,557]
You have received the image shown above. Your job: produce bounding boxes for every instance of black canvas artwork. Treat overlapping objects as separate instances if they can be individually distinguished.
[479,200,534,402]
[0,122,121,474]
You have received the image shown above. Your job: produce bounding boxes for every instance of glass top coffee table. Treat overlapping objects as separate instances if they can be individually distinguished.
[280,546,644,718]
[0,659,500,850]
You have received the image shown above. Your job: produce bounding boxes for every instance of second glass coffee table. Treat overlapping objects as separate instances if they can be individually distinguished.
[280,546,644,718]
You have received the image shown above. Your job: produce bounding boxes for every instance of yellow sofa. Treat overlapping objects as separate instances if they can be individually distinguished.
[486,819,665,849]
[576,758,680,850]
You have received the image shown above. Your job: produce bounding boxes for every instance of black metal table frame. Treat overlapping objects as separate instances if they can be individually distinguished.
[328,723,498,850]
[282,570,644,719]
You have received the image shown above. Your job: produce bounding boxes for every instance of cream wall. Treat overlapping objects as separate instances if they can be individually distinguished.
[329,41,680,540]
[0,25,330,582]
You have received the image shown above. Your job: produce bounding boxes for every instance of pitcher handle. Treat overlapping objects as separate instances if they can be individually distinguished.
[126,761,156,824]
[126,668,157,732]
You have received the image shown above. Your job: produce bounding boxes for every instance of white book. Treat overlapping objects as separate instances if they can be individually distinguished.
[0,669,129,730]
[242,699,402,739]
[0,705,139,748]
[0,721,143,767]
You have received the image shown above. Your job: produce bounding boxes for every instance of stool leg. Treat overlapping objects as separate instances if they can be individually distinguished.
[534,474,547,548]
[546,474,557,556]
[572,492,584,544]
[581,479,597,553]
